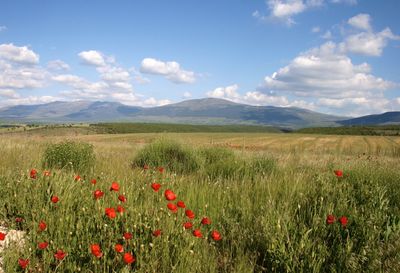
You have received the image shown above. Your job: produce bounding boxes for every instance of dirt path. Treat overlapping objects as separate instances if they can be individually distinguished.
[0,225,25,273]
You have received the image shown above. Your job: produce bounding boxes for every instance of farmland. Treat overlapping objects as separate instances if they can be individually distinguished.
[1,128,400,272]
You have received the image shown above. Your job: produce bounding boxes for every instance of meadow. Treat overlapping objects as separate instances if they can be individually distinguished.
[1,127,400,272]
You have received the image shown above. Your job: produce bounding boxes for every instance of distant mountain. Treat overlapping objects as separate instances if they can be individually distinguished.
[338,111,400,126]
[0,98,347,128]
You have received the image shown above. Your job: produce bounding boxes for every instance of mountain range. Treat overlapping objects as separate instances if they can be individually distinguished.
[0,98,399,128]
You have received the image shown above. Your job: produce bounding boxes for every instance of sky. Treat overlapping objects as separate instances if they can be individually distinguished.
[0,0,399,117]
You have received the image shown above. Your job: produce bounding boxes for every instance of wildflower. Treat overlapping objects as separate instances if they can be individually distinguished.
[118,194,127,202]
[94,190,104,199]
[51,196,59,203]
[201,217,211,225]
[74,175,81,181]
[0,232,6,241]
[38,241,49,250]
[158,167,164,173]
[339,216,348,227]
[115,244,124,253]
[105,208,116,219]
[43,170,51,176]
[152,229,162,237]
[151,183,161,192]
[15,217,24,223]
[211,230,222,241]
[143,164,149,170]
[183,222,193,229]
[90,179,97,185]
[326,214,335,225]
[193,229,202,238]
[334,170,343,178]
[124,232,132,240]
[91,244,103,258]
[30,169,37,179]
[39,221,47,231]
[110,182,120,192]
[117,205,125,214]
[167,203,178,213]
[177,200,186,208]
[123,252,135,264]
[18,258,29,269]
[185,209,195,219]
[54,249,67,260]
[164,189,176,201]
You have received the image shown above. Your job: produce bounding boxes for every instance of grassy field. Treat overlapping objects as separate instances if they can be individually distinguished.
[296,125,400,136]
[1,128,400,272]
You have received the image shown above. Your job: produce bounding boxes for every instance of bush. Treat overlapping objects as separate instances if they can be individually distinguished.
[132,138,200,174]
[42,141,95,173]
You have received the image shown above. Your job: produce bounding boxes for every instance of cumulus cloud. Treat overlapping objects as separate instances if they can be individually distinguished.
[0,89,20,99]
[0,95,59,108]
[0,43,39,65]
[330,0,357,5]
[312,26,321,33]
[206,84,241,100]
[47,60,70,71]
[348,13,371,31]
[183,92,192,98]
[78,50,106,66]
[321,30,333,39]
[140,58,196,84]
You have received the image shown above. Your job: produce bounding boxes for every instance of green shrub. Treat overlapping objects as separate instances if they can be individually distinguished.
[132,138,200,174]
[42,141,95,173]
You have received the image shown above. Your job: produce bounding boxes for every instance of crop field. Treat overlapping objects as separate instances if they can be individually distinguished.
[1,128,400,272]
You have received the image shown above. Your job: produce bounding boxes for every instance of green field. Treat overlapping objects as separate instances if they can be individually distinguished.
[1,128,400,272]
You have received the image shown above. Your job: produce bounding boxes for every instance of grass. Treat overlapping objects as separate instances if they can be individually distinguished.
[296,125,400,136]
[0,128,400,272]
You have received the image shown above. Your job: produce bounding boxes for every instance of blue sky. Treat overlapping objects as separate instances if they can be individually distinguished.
[0,0,399,116]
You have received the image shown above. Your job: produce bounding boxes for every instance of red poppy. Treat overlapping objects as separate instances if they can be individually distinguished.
[51,196,59,203]
[115,244,124,253]
[193,229,202,238]
[143,164,149,170]
[18,258,29,269]
[123,232,132,240]
[105,208,116,219]
[123,252,135,264]
[43,170,51,177]
[164,189,176,201]
[30,169,37,179]
[183,222,193,229]
[177,200,186,208]
[158,167,164,173]
[117,205,125,214]
[94,190,104,200]
[201,217,211,225]
[334,170,343,178]
[74,175,81,181]
[91,244,103,258]
[211,230,222,241]
[0,232,6,241]
[38,241,49,250]
[15,217,23,223]
[90,179,97,185]
[151,183,161,192]
[167,203,178,213]
[326,214,336,225]
[185,209,195,219]
[39,221,47,231]
[118,194,127,202]
[54,250,66,260]
[110,182,120,192]
[339,216,348,227]
[152,229,162,237]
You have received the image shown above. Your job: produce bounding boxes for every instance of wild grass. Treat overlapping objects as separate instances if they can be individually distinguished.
[0,130,399,272]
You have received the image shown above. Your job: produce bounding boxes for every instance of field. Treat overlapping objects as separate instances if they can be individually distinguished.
[1,128,400,272]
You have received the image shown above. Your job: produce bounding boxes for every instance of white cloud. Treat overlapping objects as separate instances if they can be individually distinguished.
[78,50,106,66]
[0,26,6,32]
[183,92,192,98]
[348,13,371,31]
[0,60,48,90]
[206,84,241,100]
[312,26,321,33]
[0,95,59,108]
[142,97,172,107]
[266,0,307,25]
[330,0,357,5]
[243,91,289,106]
[140,58,196,84]
[47,60,70,71]
[0,43,39,65]
[0,89,20,99]
[321,30,333,39]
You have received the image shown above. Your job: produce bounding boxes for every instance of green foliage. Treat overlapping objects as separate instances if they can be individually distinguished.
[42,141,95,173]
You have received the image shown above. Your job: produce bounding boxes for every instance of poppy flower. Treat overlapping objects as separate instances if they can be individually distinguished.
[115,244,124,253]
[110,182,120,192]
[193,229,202,238]
[151,183,161,192]
[164,189,176,201]
[123,252,135,264]
[339,216,348,227]
[38,221,47,231]
[123,232,132,240]
[118,194,127,202]
[91,244,103,258]
[334,170,343,178]
[90,179,97,185]
[185,209,195,219]
[51,196,59,203]
[18,258,29,269]
[211,230,222,241]
[15,217,23,223]
[158,167,164,173]
[38,241,49,250]
[54,250,67,260]
[43,170,51,177]
[143,164,149,170]
[94,190,104,200]
[30,169,37,179]
[105,208,116,219]
[117,205,125,214]
[0,232,6,241]
[177,201,186,208]
[183,222,193,229]
[326,214,336,225]
[74,175,81,181]
[167,203,178,213]
[152,229,162,237]
[201,217,211,225]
